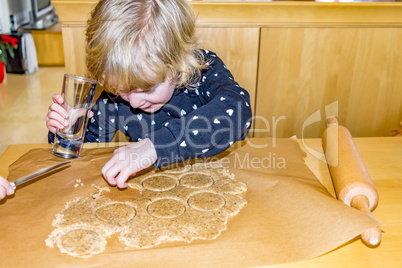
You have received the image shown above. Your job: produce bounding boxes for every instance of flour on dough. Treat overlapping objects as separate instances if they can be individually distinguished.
[46,162,247,257]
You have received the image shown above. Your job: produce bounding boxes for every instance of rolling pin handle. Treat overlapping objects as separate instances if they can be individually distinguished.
[351,195,382,246]
[361,226,382,247]
[325,117,339,128]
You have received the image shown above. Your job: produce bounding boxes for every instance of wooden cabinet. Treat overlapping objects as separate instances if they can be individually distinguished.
[53,1,402,138]
[30,22,65,66]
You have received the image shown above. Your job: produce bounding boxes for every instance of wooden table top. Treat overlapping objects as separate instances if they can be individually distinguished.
[0,137,401,266]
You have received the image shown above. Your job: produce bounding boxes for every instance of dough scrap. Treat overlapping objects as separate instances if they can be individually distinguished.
[46,162,247,257]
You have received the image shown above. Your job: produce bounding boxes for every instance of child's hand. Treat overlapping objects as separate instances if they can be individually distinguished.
[46,93,94,134]
[0,176,14,200]
[46,93,68,134]
[102,138,158,188]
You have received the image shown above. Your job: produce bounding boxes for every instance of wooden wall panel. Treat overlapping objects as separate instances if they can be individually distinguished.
[54,1,402,138]
[197,27,259,112]
[255,27,402,138]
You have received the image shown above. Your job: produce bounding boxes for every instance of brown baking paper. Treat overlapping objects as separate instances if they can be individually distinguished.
[0,138,381,267]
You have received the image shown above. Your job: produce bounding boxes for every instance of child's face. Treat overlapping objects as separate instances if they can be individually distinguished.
[119,77,176,113]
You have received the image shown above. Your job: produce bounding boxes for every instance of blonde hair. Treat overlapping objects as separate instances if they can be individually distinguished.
[86,0,206,94]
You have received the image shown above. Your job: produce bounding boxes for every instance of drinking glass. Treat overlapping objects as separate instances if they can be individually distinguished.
[52,74,97,158]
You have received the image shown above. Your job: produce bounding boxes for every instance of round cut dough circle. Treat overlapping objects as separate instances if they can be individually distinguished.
[142,175,177,191]
[147,198,186,219]
[179,173,214,188]
[95,203,136,224]
[188,192,226,211]
[58,229,106,258]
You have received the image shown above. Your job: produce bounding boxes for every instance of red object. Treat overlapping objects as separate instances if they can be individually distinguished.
[0,62,4,83]
[1,35,18,48]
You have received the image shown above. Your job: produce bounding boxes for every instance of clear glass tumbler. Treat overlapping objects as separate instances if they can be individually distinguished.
[52,74,97,158]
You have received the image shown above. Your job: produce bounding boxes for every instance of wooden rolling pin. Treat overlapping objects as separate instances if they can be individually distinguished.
[322,117,382,246]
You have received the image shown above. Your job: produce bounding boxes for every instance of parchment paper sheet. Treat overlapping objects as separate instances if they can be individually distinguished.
[0,138,380,267]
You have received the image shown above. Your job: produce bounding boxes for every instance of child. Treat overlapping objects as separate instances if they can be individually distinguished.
[46,0,252,189]
[0,176,14,200]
